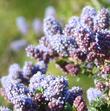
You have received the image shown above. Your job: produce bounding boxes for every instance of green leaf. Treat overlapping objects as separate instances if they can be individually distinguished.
[72,105,77,111]
[35,87,44,93]
[64,102,73,111]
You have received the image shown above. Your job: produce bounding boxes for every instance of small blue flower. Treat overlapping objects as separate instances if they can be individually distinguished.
[87,88,102,103]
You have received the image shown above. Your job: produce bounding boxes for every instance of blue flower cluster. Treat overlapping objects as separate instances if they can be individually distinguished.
[43,16,62,36]
[29,72,86,110]
[1,60,47,86]
[1,70,86,111]
[25,6,110,76]
[26,44,54,63]
[0,42,86,111]
[64,6,110,64]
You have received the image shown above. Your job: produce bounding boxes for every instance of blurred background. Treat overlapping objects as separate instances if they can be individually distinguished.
[0,0,110,105]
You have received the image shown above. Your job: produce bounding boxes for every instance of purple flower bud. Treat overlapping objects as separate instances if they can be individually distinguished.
[73,96,87,111]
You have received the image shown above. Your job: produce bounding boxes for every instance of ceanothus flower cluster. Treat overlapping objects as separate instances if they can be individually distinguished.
[0,40,86,111]
[3,60,47,84]
[0,70,86,111]
[25,6,110,76]
[64,6,110,64]
[30,72,87,111]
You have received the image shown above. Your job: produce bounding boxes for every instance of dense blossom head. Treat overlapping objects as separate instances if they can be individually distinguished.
[26,44,53,63]
[22,61,47,80]
[26,6,110,68]
[1,78,36,110]
[43,16,62,36]
[94,8,110,30]
[94,30,110,56]
[81,6,97,17]
[8,64,23,83]
[48,97,64,111]
[48,34,77,57]
[3,82,30,102]
[13,95,36,111]
[73,96,87,111]
[64,16,80,37]
[80,6,96,29]
[1,69,85,111]
[29,72,68,97]
[29,72,85,110]
[73,26,93,53]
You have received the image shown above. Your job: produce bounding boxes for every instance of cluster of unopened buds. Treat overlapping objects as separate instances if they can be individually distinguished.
[0,5,110,111]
